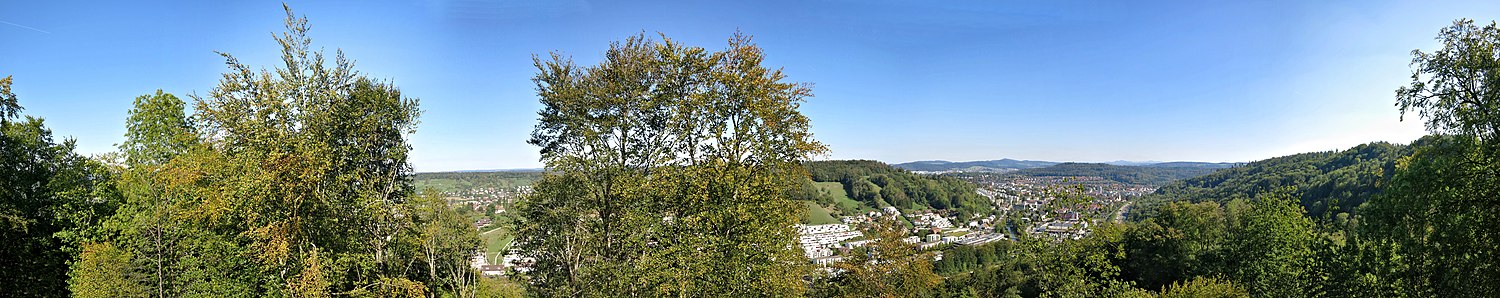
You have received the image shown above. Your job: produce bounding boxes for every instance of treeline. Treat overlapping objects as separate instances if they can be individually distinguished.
[925,195,1314,297]
[0,7,511,298]
[1014,162,1224,186]
[802,160,993,220]
[412,171,543,194]
[1143,141,1409,220]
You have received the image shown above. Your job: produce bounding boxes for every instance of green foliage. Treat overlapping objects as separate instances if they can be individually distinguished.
[55,6,485,298]
[892,159,1058,172]
[167,6,440,294]
[1156,277,1249,298]
[1121,193,1322,297]
[475,277,526,298]
[0,75,121,297]
[120,90,195,166]
[815,217,941,298]
[932,189,1320,298]
[1221,193,1320,297]
[516,32,825,297]
[405,191,483,297]
[1396,19,1500,141]
[934,223,1137,298]
[1362,135,1500,296]
[1122,201,1226,291]
[1144,142,1408,220]
[1356,18,1500,297]
[1016,163,1222,186]
[932,239,1017,276]
[412,171,541,194]
[805,160,993,220]
[69,242,148,298]
[801,201,840,225]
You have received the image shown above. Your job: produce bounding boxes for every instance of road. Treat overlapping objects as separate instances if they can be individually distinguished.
[1110,202,1128,223]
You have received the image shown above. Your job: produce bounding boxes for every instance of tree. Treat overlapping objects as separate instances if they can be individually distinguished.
[68,5,477,297]
[404,191,481,298]
[182,6,442,295]
[516,32,826,297]
[69,242,148,298]
[1155,277,1249,298]
[1123,201,1226,291]
[0,75,121,297]
[98,90,198,298]
[1365,18,1500,296]
[1221,194,1320,298]
[819,217,941,298]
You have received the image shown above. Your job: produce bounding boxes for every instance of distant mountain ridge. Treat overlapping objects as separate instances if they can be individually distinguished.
[892,159,1238,172]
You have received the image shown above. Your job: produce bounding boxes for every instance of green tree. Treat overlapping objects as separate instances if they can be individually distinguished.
[72,5,478,297]
[1221,194,1320,298]
[819,217,941,298]
[69,242,149,298]
[93,90,199,298]
[1365,18,1500,296]
[1123,201,1226,291]
[1155,277,1249,298]
[0,75,122,297]
[404,191,482,298]
[516,32,826,297]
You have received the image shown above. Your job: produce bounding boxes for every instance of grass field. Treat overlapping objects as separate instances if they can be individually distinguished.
[480,225,513,255]
[815,181,875,216]
[801,201,840,225]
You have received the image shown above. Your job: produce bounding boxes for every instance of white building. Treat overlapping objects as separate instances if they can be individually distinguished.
[796,224,862,260]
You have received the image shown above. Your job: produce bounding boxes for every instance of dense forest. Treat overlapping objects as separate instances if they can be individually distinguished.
[1014,162,1230,186]
[1141,141,1410,220]
[801,160,993,220]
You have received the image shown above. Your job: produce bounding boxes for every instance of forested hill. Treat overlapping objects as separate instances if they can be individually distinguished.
[802,160,993,220]
[1015,162,1234,185]
[892,159,1058,172]
[1145,141,1412,220]
[413,171,543,194]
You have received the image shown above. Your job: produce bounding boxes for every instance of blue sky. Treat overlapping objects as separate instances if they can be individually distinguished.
[2,1,1494,172]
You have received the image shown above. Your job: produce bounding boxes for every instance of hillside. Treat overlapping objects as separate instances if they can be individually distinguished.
[892,159,1058,172]
[1015,162,1232,186]
[1143,141,1412,220]
[802,160,993,221]
[413,170,543,194]
[1144,161,1243,168]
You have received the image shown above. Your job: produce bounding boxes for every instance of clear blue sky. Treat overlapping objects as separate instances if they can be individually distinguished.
[3,1,1494,172]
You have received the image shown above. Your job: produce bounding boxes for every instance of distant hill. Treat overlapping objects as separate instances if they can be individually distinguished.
[1142,162,1243,169]
[800,160,993,221]
[1104,160,1163,166]
[1015,162,1231,186]
[1144,141,1413,219]
[434,168,544,173]
[892,158,1240,173]
[413,171,544,194]
[892,159,1059,172]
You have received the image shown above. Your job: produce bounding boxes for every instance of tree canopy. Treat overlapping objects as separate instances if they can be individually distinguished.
[514,32,826,297]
